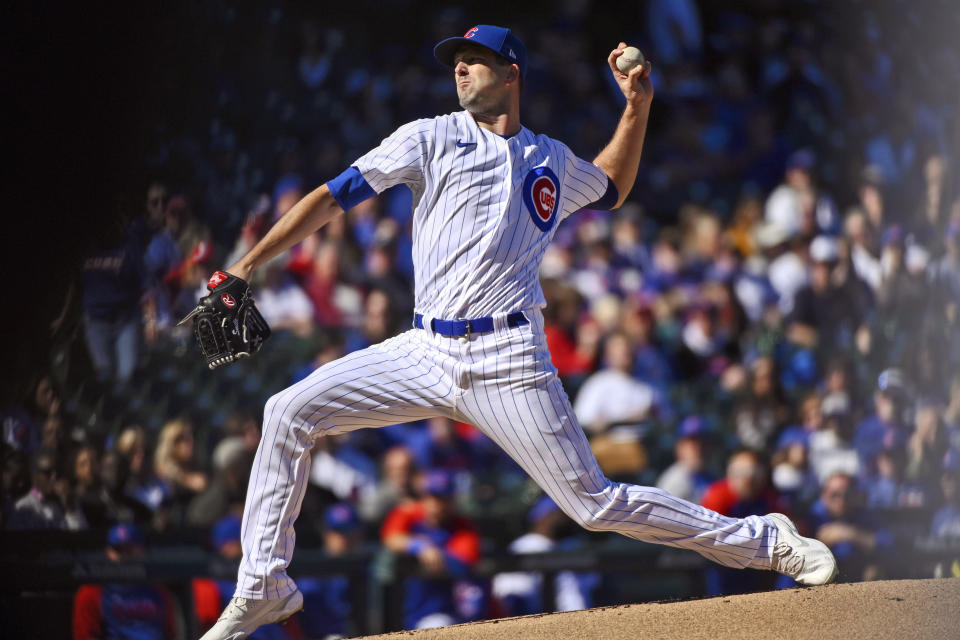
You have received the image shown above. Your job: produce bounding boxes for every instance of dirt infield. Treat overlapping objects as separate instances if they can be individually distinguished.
[361,579,960,640]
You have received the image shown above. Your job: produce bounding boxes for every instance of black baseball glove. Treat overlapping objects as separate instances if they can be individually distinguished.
[178,270,271,369]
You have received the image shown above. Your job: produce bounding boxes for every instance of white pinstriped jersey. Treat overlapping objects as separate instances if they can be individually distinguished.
[352,110,610,319]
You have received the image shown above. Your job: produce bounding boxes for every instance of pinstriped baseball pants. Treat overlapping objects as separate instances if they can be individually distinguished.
[236,308,776,599]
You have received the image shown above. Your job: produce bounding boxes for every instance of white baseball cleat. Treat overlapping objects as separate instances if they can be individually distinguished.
[767,512,838,586]
[199,589,303,640]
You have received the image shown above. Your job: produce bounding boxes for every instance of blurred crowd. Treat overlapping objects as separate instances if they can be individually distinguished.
[3,0,960,635]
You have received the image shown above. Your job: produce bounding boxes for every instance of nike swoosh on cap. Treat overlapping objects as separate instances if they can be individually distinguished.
[456,139,477,147]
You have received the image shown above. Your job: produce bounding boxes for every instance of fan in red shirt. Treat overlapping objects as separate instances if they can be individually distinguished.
[381,469,483,629]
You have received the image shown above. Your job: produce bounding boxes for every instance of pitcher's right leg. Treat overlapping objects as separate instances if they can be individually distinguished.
[236,330,456,600]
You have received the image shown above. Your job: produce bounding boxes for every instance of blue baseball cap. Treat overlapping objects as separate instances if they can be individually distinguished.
[877,368,906,396]
[434,25,528,78]
[423,468,455,498]
[212,514,242,549]
[107,523,144,548]
[677,415,709,439]
[786,149,815,171]
[528,495,560,524]
[324,502,360,532]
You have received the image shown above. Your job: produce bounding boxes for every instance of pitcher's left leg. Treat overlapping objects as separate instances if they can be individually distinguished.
[460,363,774,571]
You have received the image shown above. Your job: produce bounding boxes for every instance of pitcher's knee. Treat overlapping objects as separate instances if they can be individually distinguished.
[576,509,619,533]
[262,389,315,439]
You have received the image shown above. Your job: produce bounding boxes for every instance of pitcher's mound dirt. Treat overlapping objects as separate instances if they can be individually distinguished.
[362,578,960,640]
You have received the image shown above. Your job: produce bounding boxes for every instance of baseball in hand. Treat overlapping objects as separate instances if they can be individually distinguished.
[616,46,645,73]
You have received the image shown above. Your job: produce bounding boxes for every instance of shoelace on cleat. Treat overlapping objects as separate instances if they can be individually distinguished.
[773,542,804,577]
[219,597,249,620]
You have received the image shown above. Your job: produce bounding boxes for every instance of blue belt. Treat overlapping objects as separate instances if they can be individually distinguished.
[413,312,529,337]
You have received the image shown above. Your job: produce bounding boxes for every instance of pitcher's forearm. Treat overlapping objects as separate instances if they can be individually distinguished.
[226,184,343,280]
[593,103,650,208]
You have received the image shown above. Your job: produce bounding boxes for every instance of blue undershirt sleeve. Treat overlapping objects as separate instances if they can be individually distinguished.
[584,175,619,211]
[326,166,377,211]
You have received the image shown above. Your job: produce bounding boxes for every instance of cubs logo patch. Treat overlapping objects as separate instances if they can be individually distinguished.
[221,294,237,308]
[522,167,561,232]
[208,271,229,288]
[464,26,479,38]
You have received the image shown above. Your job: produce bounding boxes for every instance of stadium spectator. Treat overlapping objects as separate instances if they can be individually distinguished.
[143,182,183,334]
[297,503,364,639]
[701,449,786,521]
[808,393,860,485]
[854,369,910,469]
[656,416,715,504]
[172,240,219,322]
[73,445,103,523]
[770,393,822,502]
[360,232,415,321]
[574,331,655,434]
[73,523,176,640]
[344,288,398,354]
[775,393,822,452]
[945,375,960,448]
[407,417,478,473]
[788,235,872,351]
[153,418,209,525]
[844,208,882,294]
[930,449,960,539]
[224,198,272,284]
[81,214,148,388]
[875,225,929,357]
[620,297,672,392]
[1,446,29,528]
[764,150,816,241]
[309,434,377,505]
[928,217,960,314]
[299,240,363,328]
[541,280,597,388]
[55,456,89,531]
[166,195,210,265]
[39,411,69,467]
[81,449,153,528]
[381,469,482,629]
[770,433,817,509]
[860,446,927,510]
[492,495,599,616]
[917,154,949,248]
[809,472,894,581]
[221,411,265,457]
[72,445,99,499]
[187,437,254,528]
[255,260,315,336]
[115,425,165,512]
[2,407,38,455]
[31,375,63,427]
[359,445,417,524]
[905,404,949,492]
[732,356,790,451]
[646,0,702,65]
[7,450,73,530]
[756,220,806,318]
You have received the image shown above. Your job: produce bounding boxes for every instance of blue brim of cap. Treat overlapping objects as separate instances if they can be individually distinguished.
[434,37,479,68]
[434,37,524,74]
